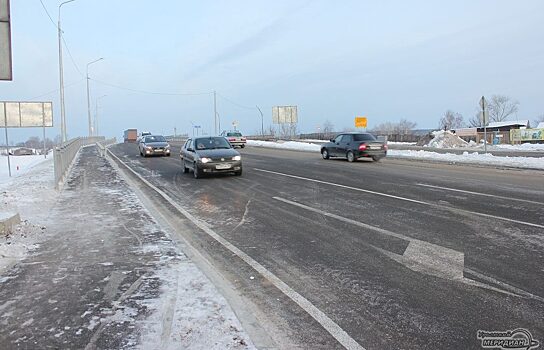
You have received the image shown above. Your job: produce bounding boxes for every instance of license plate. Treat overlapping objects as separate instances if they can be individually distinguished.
[216,164,231,170]
[370,146,381,150]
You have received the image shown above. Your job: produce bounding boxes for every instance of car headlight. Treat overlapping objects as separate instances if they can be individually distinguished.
[200,157,212,163]
[232,155,241,161]
[146,146,153,150]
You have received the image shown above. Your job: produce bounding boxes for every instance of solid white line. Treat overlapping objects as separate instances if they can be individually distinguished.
[254,168,428,205]
[254,168,544,230]
[416,183,544,205]
[108,150,365,350]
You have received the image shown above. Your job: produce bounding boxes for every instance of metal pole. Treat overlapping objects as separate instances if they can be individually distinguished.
[86,58,103,137]
[3,103,11,176]
[256,105,264,136]
[213,90,217,135]
[482,96,487,154]
[58,0,77,143]
[42,105,46,158]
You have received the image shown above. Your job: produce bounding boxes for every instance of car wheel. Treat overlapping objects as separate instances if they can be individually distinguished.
[166,153,171,157]
[372,156,381,162]
[347,150,356,162]
[193,164,202,179]
[241,144,245,148]
[235,169,242,176]
[321,148,329,159]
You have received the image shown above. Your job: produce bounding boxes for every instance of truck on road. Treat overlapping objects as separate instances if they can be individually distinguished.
[124,129,138,143]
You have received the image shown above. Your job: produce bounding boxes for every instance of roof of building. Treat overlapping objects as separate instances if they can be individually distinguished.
[486,120,530,128]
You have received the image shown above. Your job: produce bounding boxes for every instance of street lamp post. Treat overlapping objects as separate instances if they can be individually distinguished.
[58,0,77,143]
[94,95,107,136]
[86,58,103,137]
[256,105,264,136]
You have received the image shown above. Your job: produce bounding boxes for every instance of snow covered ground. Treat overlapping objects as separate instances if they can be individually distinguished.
[247,140,544,170]
[0,152,256,349]
[0,156,56,274]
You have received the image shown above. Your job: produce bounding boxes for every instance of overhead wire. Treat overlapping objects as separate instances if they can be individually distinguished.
[216,92,256,110]
[90,78,213,96]
[29,78,86,100]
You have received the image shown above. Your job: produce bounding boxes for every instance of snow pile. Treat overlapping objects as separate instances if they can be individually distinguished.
[248,140,321,152]
[493,143,544,151]
[425,130,468,148]
[388,150,544,170]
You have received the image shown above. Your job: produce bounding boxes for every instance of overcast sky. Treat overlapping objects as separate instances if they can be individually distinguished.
[1,0,543,142]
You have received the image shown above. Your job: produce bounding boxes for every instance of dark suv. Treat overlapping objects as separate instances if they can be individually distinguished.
[320,133,387,162]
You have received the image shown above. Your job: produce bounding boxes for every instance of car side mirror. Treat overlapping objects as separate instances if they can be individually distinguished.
[330,139,335,142]
[187,148,194,152]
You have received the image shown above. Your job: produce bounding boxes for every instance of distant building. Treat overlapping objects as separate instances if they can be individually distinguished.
[13,147,35,156]
[476,120,530,144]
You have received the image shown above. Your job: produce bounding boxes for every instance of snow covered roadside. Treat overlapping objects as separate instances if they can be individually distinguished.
[0,156,57,275]
[247,140,544,170]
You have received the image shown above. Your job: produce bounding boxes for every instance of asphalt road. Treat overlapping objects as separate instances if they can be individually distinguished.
[110,143,544,350]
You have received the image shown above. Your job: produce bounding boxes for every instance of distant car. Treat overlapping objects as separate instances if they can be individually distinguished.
[180,136,242,178]
[220,130,246,148]
[320,132,387,162]
[138,135,171,157]
[137,131,152,143]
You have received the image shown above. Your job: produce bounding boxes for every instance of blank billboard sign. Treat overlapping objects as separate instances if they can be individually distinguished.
[1,102,53,127]
[272,106,298,124]
[0,0,12,81]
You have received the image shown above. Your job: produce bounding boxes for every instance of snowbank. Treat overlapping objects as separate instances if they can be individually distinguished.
[425,130,468,148]
[247,140,544,170]
[0,154,51,184]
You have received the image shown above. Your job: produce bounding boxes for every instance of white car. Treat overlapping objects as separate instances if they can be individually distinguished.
[220,130,246,148]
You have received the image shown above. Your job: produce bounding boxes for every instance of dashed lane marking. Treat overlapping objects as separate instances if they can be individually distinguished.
[254,168,544,229]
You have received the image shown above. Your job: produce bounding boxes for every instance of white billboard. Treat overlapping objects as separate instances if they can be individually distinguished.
[0,0,12,81]
[272,106,298,124]
[1,102,53,127]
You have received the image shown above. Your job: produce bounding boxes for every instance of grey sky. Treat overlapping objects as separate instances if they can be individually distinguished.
[1,0,543,142]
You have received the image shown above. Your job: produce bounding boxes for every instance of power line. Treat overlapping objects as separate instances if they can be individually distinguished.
[90,78,213,96]
[62,37,84,77]
[38,0,57,29]
[216,92,256,110]
[29,78,86,100]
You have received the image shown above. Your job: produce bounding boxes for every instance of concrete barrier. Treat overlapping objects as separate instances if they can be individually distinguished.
[0,212,21,235]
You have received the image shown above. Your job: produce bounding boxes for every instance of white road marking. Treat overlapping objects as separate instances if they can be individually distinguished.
[108,150,365,350]
[274,196,544,301]
[255,168,544,229]
[416,183,544,205]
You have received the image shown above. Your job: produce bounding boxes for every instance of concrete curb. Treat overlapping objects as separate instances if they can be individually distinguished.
[0,213,21,235]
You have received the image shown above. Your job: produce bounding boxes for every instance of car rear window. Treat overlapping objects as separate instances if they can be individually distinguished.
[227,132,242,137]
[145,135,166,142]
[353,134,377,141]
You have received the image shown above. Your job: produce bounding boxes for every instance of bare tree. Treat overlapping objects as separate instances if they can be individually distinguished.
[439,110,464,130]
[372,119,416,135]
[397,118,417,134]
[488,95,519,122]
[322,120,334,134]
[534,114,544,127]
[468,112,482,127]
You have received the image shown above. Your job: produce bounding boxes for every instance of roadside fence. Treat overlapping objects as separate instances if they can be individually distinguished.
[53,136,105,190]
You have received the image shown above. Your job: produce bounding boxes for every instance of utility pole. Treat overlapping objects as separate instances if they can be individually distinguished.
[256,105,264,136]
[58,0,77,143]
[480,96,488,154]
[86,58,103,137]
[213,90,217,135]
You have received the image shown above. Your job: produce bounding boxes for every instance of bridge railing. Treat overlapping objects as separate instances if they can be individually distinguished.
[53,136,105,190]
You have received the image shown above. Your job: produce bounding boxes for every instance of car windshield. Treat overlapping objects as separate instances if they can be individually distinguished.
[226,132,242,137]
[195,137,231,150]
[145,135,166,143]
[353,134,377,141]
